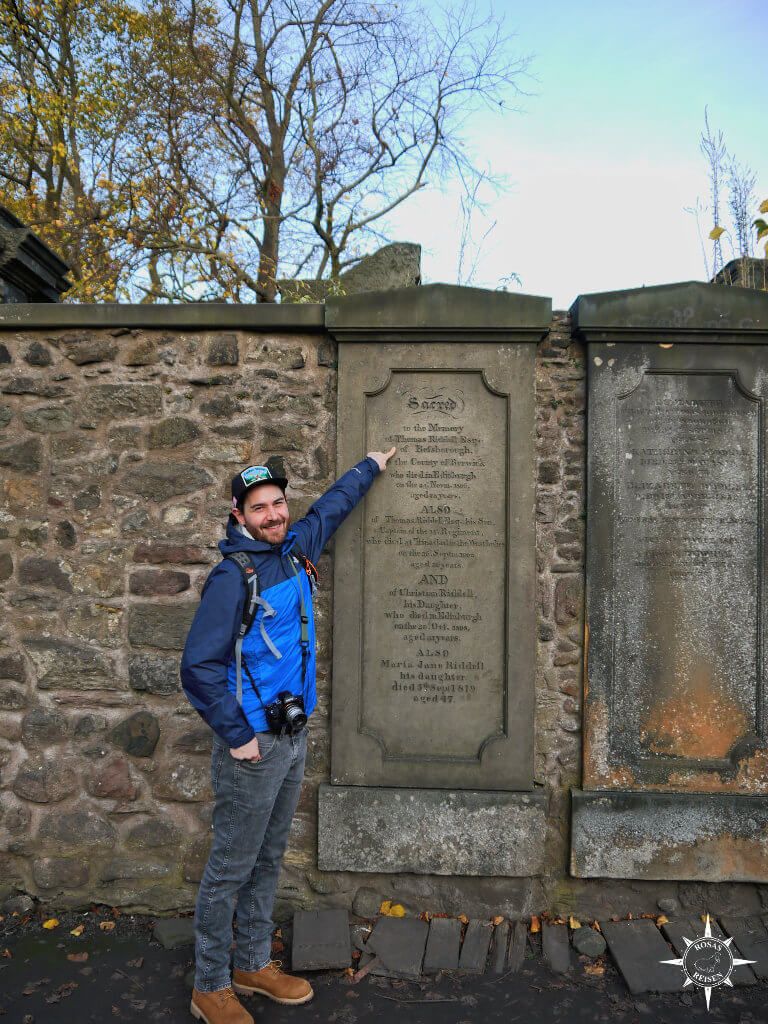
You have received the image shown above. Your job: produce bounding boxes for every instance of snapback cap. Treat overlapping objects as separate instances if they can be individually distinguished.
[230,464,289,514]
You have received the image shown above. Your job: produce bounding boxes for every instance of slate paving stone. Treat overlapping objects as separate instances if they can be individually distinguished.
[423,916,462,972]
[719,915,768,981]
[541,921,573,975]
[507,920,528,972]
[366,916,429,980]
[572,925,607,957]
[458,919,493,973]
[152,917,195,950]
[292,909,351,971]
[600,918,684,994]
[490,920,510,973]
[661,917,756,986]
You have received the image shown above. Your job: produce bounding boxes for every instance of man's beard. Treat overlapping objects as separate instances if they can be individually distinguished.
[252,520,288,544]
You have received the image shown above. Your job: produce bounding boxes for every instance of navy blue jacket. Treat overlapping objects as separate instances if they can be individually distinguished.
[180,458,379,747]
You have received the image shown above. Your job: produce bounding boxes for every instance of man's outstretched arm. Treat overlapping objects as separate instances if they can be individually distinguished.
[290,447,396,562]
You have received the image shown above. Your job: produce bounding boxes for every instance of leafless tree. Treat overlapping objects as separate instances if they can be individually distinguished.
[700,107,727,274]
[180,0,530,301]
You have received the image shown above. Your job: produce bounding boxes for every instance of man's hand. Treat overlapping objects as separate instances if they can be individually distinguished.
[230,737,261,761]
[367,446,397,472]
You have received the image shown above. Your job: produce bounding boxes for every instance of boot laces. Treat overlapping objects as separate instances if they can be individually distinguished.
[215,987,239,1005]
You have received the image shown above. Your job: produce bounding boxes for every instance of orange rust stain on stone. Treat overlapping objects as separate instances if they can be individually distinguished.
[633,837,768,881]
[639,668,749,760]
[583,697,636,790]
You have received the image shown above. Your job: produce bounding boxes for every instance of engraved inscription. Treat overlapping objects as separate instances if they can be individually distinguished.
[613,371,760,762]
[362,371,506,760]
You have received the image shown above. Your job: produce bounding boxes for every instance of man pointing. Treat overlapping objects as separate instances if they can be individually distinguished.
[181,447,395,1024]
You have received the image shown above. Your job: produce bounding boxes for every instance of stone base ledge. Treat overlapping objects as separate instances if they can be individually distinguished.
[570,788,768,882]
[317,784,547,876]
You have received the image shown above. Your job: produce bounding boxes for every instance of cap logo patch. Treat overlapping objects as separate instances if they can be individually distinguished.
[240,466,272,486]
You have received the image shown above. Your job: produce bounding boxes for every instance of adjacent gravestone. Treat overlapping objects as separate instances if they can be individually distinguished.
[571,282,768,882]
[318,285,551,874]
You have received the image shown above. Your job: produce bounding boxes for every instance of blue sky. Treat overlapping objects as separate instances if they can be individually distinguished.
[386,0,768,308]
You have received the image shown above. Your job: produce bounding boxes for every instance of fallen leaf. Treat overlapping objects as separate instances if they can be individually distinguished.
[388,904,406,918]
[110,907,121,918]
[99,921,116,932]
[42,918,59,930]
[125,958,144,969]
[344,967,354,976]
[378,900,392,915]
[458,914,469,925]
[592,921,602,933]
[709,225,725,240]
[1,949,11,959]
[67,952,89,963]
[569,916,581,929]
[656,914,669,926]
[492,915,504,926]
[584,963,605,976]
[70,925,85,937]
[529,915,541,933]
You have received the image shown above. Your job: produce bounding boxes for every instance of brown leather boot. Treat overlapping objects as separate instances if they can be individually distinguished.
[190,986,254,1024]
[232,961,314,1005]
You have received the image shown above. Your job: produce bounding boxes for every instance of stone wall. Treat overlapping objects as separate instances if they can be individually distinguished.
[1,301,766,922]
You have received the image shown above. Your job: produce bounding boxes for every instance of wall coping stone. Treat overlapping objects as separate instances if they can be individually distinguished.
[571,280,768,342]
[326,283,552,342]
[0,302,326,331]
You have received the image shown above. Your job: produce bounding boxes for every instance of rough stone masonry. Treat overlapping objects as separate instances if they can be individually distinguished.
[0,295,767,923]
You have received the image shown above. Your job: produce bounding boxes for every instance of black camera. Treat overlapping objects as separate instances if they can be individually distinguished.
[264,691,307,735]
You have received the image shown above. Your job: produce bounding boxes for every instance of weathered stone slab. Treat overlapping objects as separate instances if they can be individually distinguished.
[585,342,768,792]
[458,919,493,972]
[153,917,195,949]
[317,784,547,875]
[571,789,768,881]
[329,289,547,794]
[292,910,351,971]
[541,922,572,975]
[422,916,461,972]
[661,917,756,986]
[600,919,684,994]
[490,920,509,973]
[719,916,768,980]
[507,920,527,972]
[366,917,429,980]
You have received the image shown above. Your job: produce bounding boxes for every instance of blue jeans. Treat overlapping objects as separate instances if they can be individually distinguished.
[193,728,308,993]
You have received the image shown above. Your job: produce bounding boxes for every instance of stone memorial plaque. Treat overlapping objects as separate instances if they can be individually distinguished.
[586,343,768,788]
[331,337,536,790]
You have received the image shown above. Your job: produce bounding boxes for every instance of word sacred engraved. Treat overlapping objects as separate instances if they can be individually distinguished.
[402,384,466,418]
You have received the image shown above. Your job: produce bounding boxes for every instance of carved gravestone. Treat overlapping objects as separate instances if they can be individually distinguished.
[571,281,768,882]
[318,284,550,875]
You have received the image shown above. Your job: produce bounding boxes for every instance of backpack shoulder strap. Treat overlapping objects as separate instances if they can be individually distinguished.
[289,544,319,593]
[224,551,260,635]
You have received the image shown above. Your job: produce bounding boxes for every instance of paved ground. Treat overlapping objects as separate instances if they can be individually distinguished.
[0,907,764,1024]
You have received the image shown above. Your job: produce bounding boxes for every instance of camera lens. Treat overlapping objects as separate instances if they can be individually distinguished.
[280,693,307,732]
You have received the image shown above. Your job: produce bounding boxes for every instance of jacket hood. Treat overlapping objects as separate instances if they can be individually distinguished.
[218,517,298,558]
